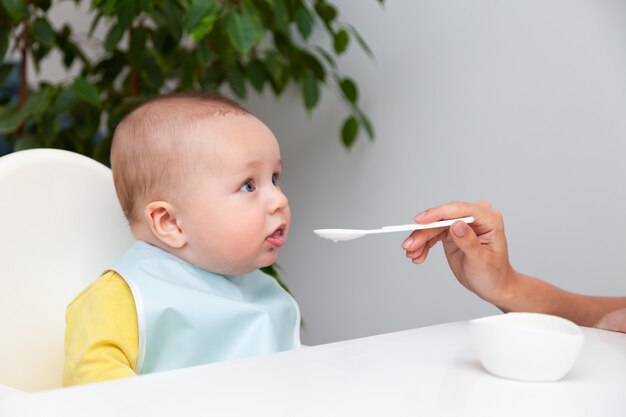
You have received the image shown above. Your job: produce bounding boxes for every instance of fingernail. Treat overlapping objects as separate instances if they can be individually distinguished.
[402,237,413,249]
[414,211,427,221]
[451,222,466,238]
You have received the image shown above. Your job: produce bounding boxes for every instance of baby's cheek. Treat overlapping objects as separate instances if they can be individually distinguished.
[226,228,260,253]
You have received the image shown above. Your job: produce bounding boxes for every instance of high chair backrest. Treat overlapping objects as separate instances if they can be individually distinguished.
[0,149,134,392]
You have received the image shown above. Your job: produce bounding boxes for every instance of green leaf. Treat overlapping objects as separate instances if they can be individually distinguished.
[199,66,222,91]
[295,6,313,40]
[0,105,26,134]
[1,0,29,22]
[140,52,164,88]
[271,70,289,95]
[88,12,103,36]
[247,59,266,92]
[136,0,151,13]
[274,33,293,56]
[72,78,101,109]
[13,132,42,152]
[185,0,216,31]
[260,264,278,279]
[93,135,112,163]
[314,46,337,69]
[347,24,374,59]
[196,39,216,66]
[357,110,375,140]
[40,112,58,141]
[333,29,349,54]
[32,18,56,49]
[72,106,100,142]
[179,52,197,89]
[299,52,325,81]
[0,30,8,60]
[116,0,138,29]
[302,71,319,111]
[162,0,183,41]
[0,91,50,134]
[51,87,78,113]
[265,52,281,83]
[226,10,263,55]
[151,27,176,53]
[314,2,337,23]
[62,48,75,68]
[32,43,52,70]
[264,52,287,94]
[185,0,218,41]
[273,0,288,33]
[227,66,246,99]
[94,0,116,16]
[31,0,51,11]
[190,13,218,42]
[339,77,358,104]
[0,63,13,86]
[25,89,54,118]
[105,23,125,52]
[129,26,147,67]
[260,264,291,294]
[107,97,142,133]
[341,116,359,148]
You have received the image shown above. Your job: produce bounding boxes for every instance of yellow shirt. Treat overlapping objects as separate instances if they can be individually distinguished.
[63,271,139,386]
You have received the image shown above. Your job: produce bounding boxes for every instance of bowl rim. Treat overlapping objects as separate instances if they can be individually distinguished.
[468,312,584,337]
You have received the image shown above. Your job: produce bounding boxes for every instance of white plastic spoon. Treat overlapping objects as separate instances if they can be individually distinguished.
[314,216,475,242]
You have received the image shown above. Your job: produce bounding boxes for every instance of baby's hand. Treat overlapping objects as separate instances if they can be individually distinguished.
[595,308,626,333]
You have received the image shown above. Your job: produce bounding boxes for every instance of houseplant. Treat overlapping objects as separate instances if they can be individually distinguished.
[0,0,383,288]
[0,0,382,160]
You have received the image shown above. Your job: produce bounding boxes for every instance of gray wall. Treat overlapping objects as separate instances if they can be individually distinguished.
[244,0,626,345]
[41,0,626,345]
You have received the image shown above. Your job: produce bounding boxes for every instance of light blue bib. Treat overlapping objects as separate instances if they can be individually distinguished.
[111,241,301,374]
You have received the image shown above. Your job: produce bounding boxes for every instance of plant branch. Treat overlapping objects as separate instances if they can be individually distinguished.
[17,1,30,138]
[128,27,139,96]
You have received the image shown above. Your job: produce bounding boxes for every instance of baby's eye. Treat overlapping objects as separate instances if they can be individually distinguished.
[239,180,256,192]
[272,173,280,186]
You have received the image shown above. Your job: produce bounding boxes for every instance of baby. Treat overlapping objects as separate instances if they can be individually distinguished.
[64,93,300,386]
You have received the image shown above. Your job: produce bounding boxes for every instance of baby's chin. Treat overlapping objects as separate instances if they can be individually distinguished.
[213,260,277,277]
[199,247,281,276]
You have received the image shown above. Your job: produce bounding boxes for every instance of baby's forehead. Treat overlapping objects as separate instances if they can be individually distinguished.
[188,115,280,163]
[144,98,245,120]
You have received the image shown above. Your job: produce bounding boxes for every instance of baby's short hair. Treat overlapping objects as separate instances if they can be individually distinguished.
[111,92,250,223]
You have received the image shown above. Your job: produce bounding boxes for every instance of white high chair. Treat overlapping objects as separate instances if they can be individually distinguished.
[0,149,134,392]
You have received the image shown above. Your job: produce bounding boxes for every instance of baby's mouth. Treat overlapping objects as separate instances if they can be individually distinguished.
[265,226,287,248]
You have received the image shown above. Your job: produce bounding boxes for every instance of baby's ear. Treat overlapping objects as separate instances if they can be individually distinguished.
[143,201,187,249]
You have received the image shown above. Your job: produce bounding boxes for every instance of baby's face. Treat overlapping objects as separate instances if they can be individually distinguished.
[176,114,290,275]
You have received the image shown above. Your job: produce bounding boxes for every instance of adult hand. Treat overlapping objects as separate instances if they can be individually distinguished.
[402,201,516,305]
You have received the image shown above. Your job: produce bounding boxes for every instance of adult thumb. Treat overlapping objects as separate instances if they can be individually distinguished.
[449,221,482,257]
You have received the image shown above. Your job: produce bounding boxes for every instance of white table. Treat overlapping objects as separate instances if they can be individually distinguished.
[2,321,625,417]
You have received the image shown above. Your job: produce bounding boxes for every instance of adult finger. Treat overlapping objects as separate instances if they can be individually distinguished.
[402,227,445,251]
[446,220,483,259]
[405,234,441,261]
[413,201,500,235]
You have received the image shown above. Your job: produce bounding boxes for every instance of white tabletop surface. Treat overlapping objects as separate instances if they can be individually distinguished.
[2,321,625,417]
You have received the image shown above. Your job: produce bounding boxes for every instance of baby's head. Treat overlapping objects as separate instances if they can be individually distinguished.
[111,93,290,275]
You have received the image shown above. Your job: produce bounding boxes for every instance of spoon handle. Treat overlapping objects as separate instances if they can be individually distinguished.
[375,216,475,233]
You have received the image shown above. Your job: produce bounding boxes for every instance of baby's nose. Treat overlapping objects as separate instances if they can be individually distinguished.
[269,188,289,213]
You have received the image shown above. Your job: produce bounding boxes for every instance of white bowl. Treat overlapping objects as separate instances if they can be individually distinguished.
[468,312,584,382]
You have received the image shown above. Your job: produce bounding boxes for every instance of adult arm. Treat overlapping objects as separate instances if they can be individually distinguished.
[401,201,626,328]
